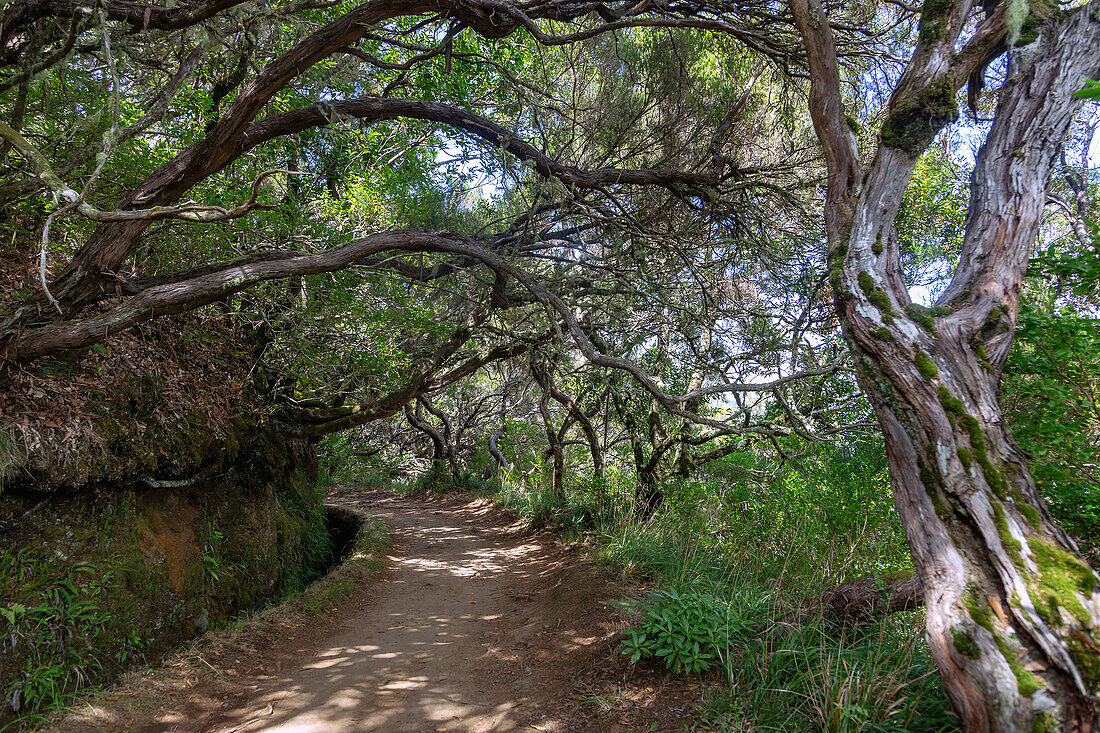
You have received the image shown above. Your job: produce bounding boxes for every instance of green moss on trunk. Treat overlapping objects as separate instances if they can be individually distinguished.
[881,80,959,156]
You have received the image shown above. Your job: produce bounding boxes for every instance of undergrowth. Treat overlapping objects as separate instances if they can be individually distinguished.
[413,440,960,732]
[0,472,345,729]
[32,512,390,732]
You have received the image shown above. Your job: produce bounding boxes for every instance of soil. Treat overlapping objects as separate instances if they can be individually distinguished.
[48,489,702,732]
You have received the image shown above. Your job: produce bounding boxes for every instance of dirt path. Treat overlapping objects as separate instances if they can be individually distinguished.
[52,489,697,732]
[208,490,616,732]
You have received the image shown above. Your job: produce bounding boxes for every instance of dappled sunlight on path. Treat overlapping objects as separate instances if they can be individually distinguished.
[201,492,617,733]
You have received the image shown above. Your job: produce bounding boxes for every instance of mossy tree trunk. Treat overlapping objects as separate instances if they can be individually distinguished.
[790,0,1100,729]
[531,360,565,499]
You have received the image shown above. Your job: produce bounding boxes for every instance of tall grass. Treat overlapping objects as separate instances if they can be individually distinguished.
[455,441,960,732]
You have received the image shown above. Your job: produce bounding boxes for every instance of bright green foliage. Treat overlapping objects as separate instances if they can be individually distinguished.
[1073,79,1100,100]
[894,149,967,291]
[620,589,737,673]
[1005,241,1100,559]
[6,0,1100,724]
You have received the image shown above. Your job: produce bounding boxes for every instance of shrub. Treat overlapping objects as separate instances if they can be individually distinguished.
[620,588,739,674]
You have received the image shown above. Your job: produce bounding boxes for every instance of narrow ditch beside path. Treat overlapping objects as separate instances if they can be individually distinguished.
[50,488,697,733]
[207,489,619,732]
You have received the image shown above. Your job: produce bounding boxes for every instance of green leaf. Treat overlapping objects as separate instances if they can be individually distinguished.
[1073,79,1100,100]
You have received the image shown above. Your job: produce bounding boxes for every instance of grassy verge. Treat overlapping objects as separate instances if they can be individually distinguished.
[426,445,960,732]
[286,513,390,616]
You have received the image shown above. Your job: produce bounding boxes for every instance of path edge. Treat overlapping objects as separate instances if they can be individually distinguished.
[36,504,390,733]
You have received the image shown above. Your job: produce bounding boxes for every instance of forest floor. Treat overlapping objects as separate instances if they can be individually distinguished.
[47,488,703,732]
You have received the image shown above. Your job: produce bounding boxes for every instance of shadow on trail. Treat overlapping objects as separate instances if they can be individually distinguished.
[200,492,614,733]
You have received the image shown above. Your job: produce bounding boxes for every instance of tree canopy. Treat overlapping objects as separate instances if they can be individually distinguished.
[2,0,1100,727]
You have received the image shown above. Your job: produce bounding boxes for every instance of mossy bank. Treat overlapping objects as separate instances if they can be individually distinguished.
[0,331,332,726]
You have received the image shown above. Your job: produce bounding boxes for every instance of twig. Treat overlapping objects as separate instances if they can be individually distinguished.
[222,702,276,732]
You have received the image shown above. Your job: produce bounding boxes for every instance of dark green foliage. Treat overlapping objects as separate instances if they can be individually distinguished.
[937,386,1008,497]
[1018,502,1041,528]
[829,242,851,301]
[964,589,1042,697]
[1014,0,1059,45]
[957,447,972,469]
[0,431,331,723]
[401,462,497,497]
[1015,13,1042,45]
[858,270,877,294]
[279,477,336,593]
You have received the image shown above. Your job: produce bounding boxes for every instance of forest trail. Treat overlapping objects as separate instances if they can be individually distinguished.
[54,489,696,732]
[209,489,610,732]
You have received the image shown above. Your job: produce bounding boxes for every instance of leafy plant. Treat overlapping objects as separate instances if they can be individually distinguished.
[620,588,738,674]
[201,529,224,582]
[2,566,112,718]
[1073,79,1100,100]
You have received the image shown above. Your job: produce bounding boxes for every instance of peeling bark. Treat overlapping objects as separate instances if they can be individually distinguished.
[791,0,1100,728]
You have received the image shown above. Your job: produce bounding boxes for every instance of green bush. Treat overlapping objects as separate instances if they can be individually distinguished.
[620,588,739,674]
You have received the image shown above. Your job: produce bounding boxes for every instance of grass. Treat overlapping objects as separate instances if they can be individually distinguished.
[414,442,961,732]
[290,515,390,615]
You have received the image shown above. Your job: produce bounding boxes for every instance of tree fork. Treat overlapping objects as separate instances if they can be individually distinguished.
[792,0,1100,727]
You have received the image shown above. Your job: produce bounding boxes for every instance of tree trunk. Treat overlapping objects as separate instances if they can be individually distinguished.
[488,430,510,469]
[404,403,446,463]
[634,463,665,520]
[547,383,604,480]
[532,362,565,499]
[417,396,461,480]
[789,0,1100,728]
[854,338,1100,729]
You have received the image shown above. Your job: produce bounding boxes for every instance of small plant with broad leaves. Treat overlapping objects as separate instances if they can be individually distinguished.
[619,588,739,674]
